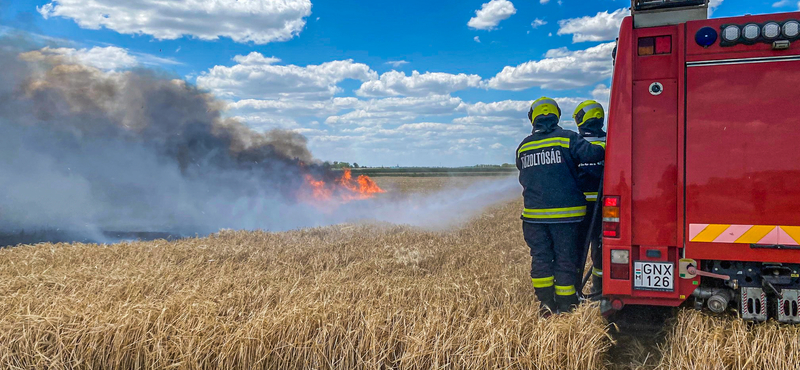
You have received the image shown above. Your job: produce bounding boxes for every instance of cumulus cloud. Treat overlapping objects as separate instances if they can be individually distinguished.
[557,8,628,43]
[356,70,482,97]
[531,19,547,29]
[325,95,466,126]
[37,0,312,44]
[474,36,481,43]
[20,46,138,70]
[468,0,517,31]
[385,60,409,68]
[451,97,587,135]
[486,42,615,91]
[197,52,377,100]
[463,97,584,122]
[591,84,610,105]
[709,0,723,15]
[228,97,360,118]
[465,100,530,117]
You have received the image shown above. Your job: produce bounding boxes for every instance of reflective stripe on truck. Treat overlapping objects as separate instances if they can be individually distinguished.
[689,224,800,245]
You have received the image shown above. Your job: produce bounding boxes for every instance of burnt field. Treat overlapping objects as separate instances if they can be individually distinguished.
[1,177,799,369]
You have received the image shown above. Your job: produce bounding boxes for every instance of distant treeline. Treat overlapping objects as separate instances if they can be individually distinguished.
[344,165,517,177]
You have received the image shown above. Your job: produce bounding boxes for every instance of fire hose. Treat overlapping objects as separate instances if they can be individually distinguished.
[577,174,604,301]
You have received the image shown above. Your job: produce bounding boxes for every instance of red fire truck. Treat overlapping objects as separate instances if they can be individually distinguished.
[600,0,800,323]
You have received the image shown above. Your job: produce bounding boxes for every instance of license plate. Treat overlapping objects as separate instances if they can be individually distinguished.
[634,261,674,291]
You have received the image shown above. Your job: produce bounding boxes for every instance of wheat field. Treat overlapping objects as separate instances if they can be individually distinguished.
[0,177,798,370]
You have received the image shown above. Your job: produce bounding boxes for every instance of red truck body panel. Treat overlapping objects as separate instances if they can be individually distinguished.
[603,11,800,306]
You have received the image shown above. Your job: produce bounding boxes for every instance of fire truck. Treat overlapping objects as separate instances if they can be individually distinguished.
[599,0,800,323]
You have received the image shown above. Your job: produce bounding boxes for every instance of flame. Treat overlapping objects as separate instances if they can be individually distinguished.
[301,169,385,203]
[304,175,334,201]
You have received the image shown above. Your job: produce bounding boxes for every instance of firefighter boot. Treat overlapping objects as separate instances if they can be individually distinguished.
[556,293,580,314]
[589,274,603,298]
[535,287,557,318]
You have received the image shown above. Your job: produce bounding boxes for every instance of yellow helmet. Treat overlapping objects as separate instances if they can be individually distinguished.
[573,100,605,127]
[528,97,561,123]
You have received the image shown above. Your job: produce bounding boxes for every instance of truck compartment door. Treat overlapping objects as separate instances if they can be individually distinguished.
[685,58,800,263]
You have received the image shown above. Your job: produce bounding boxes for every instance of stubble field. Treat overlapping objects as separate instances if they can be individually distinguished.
[1,177,798,369]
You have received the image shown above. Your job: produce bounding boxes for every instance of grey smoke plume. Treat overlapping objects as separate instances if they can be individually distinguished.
[0,38,520,244]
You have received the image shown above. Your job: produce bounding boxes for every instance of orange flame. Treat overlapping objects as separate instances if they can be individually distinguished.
[302,169,385,203]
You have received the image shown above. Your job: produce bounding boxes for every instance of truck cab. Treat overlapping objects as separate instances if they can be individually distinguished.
[602,0,800,323]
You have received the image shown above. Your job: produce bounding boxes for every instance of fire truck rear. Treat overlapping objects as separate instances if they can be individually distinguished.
[601,0,800,323]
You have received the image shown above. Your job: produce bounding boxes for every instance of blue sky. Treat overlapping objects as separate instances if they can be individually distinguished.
[1,0,794,166]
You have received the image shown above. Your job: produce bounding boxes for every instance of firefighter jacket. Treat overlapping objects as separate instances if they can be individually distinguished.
[516,115,605,223]
[577,118,607,203]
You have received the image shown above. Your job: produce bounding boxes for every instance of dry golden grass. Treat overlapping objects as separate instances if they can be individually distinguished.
[0,178,612,370]
[6,176,800,369]
[656,309,800,370]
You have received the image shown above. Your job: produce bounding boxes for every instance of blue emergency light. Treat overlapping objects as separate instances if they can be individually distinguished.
[695,26,718,47]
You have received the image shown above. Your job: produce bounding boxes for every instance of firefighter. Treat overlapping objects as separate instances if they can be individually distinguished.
[516,97,605,315]
[573,100,607,296]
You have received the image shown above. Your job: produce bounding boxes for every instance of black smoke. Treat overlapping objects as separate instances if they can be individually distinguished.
[0,37,342,242]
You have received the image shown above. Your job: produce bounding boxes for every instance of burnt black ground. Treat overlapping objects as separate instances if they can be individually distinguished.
[606,305,676,369]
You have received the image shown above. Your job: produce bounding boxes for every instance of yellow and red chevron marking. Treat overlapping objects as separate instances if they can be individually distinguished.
[689,224,800,246]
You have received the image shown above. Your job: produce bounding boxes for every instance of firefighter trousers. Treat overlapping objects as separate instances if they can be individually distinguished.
[577,201,603,278]
[522,221,580,298]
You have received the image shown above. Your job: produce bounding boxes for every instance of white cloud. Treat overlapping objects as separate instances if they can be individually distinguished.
[233,53,282,65]
[540,0,550,3]
[37,0,312,44]
[197,52,377,100]
[486,42,615,91]
[474,36,481,43]
[709,0,723,15]
[386,60,409,68]
[557,8,627,43]
[591,84,610,105]
[21,46,138,70]
[468,0,517,31]
[228,97,360,117]
[466,97,583,117]
[490,143,504,149]
[457,97,586,132]
[773,0,792,6]
[531,18,547,29]
[466,100,530,117]
[356,70,482,97]
[325,95,466,126]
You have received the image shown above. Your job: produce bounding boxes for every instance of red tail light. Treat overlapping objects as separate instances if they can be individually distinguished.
[602,196,621,238]
[603,223,620,237]
[610,264,630,280]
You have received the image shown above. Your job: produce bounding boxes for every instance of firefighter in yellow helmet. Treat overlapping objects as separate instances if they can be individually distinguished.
[516,97,605,315]
[573,100,607,297]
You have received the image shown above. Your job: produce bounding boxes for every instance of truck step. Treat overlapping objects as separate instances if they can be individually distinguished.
[777,289,800,324]
[741,287,768,322]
